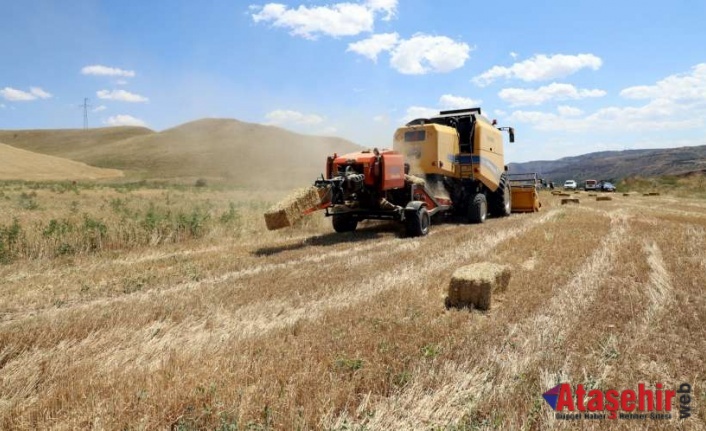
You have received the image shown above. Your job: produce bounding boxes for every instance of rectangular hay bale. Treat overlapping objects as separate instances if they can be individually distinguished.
[561,198,580,205]
[446,263,511,311]
[264,186,324,230]
[596,196,612,201]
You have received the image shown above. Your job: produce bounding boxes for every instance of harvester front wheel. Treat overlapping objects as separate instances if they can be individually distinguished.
[468,194,487,224]
[332,215,358,233]
[489,173,512,217]
[406,207,430,237]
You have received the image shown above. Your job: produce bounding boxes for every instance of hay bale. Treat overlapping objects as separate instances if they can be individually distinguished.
[405,174,426,186]
[596,196,612,201]
[264,186,324,230]
[588,193,597,197]
[649,192,660,196]
[551,191,562,195]
[622,193,630,196]
[561,198,580,205]
[446,263,511,311]
[558,193,571,197]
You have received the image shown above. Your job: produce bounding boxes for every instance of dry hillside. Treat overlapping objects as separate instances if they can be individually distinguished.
[0,186,703,430]
[2,120,361,187]
[0,142,122,181]
[0,126,154,161]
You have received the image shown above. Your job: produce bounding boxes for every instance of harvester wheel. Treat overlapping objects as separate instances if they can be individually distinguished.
[489,173,512,217]
[468,193,487,224]
[406,207,430,237]
[332,215,358,233]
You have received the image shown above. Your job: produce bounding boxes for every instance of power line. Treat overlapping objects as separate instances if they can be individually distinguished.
[79,98,91,129]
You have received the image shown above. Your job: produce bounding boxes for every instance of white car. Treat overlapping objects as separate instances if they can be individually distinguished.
[563,180,577,190]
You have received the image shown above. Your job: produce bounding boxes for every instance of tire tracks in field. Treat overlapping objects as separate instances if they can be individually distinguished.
[341,209,629,430]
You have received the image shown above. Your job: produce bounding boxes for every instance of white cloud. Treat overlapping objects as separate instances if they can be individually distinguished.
[402,106,439,123]
[104,114,147,127]
[508,64,706,134]
[620,63,706,101]
[30,87,52,99]
[93,105,107,112]
[439,94,482,109]
[96,89,148,103]
[265,109,324,126]
[499,83,606,106]
[81,65,136,78]
[557,105,583,117]
[510,51,518,59]
[390,34,471,74]
[473,53,603,86]
[251,0,398,39]
[347,32,399,62]
[1,86,52,101]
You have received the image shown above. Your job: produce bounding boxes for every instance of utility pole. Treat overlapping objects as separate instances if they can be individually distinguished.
[79,98,91,129]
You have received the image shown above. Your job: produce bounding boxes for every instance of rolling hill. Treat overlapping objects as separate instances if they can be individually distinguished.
[1,119,361,188]
[509,144,706,182]
[0,142,122,181]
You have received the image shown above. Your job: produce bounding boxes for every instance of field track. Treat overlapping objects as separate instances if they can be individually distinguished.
[1,192,704,430]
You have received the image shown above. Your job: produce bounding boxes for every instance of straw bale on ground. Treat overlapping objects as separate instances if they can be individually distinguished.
[561,198,580,205]
[446,263,511,311]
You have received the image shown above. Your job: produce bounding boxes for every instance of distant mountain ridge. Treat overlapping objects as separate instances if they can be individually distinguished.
[508,144,706,182]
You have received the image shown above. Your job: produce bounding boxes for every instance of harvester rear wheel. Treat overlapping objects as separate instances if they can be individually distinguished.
[406,207,430,237]
[332,215,358,233]
[468,193,487,224]
[489,173,512,217]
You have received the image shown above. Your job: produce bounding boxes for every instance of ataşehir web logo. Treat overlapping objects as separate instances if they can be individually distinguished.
[542,383,693,421]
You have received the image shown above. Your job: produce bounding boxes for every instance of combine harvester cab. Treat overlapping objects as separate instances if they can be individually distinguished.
[507,173,541,212]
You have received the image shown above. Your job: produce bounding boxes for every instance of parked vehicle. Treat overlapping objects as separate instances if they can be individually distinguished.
[597,181,616,192]
[563,180,577,190]
[584,179,597,191]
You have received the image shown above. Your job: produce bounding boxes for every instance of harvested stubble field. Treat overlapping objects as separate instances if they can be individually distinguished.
[0,184,704,430]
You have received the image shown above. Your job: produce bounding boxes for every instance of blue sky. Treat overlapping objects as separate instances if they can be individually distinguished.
[1,0,705,162]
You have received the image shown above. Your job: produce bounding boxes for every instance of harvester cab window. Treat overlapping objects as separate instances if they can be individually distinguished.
[457,116,475,154]
[404,130,426,142]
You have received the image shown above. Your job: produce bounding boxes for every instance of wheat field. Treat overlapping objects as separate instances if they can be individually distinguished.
[0,183,704,430]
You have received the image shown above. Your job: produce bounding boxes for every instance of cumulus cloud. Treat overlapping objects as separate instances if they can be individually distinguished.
[0,86,52,101]
[499,83,606,106]
[265,109,324,126]
[251,0,397,39]
[81,65,136,78]
[620,63,706,101]
[401,94,482,123]
[508,63,706,134]
[347,32,399,62]
[473,53,603,86]
[439,94,482,109]
[557,105,583,117]
[390,34,471,74]
[96,89,148,103]
[104,114,147,127]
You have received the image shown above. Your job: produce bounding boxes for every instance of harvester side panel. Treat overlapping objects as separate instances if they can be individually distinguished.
[472,119,504,193]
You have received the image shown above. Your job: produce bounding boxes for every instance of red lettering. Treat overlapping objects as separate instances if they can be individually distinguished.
[605,390,619,411]
[556,383,575,411]
[656,383,663,410]
[622,390,636,412]
[638,383,654,411]
[665,390,676,411]
[586,389,603,411]
[576,384,586,411]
